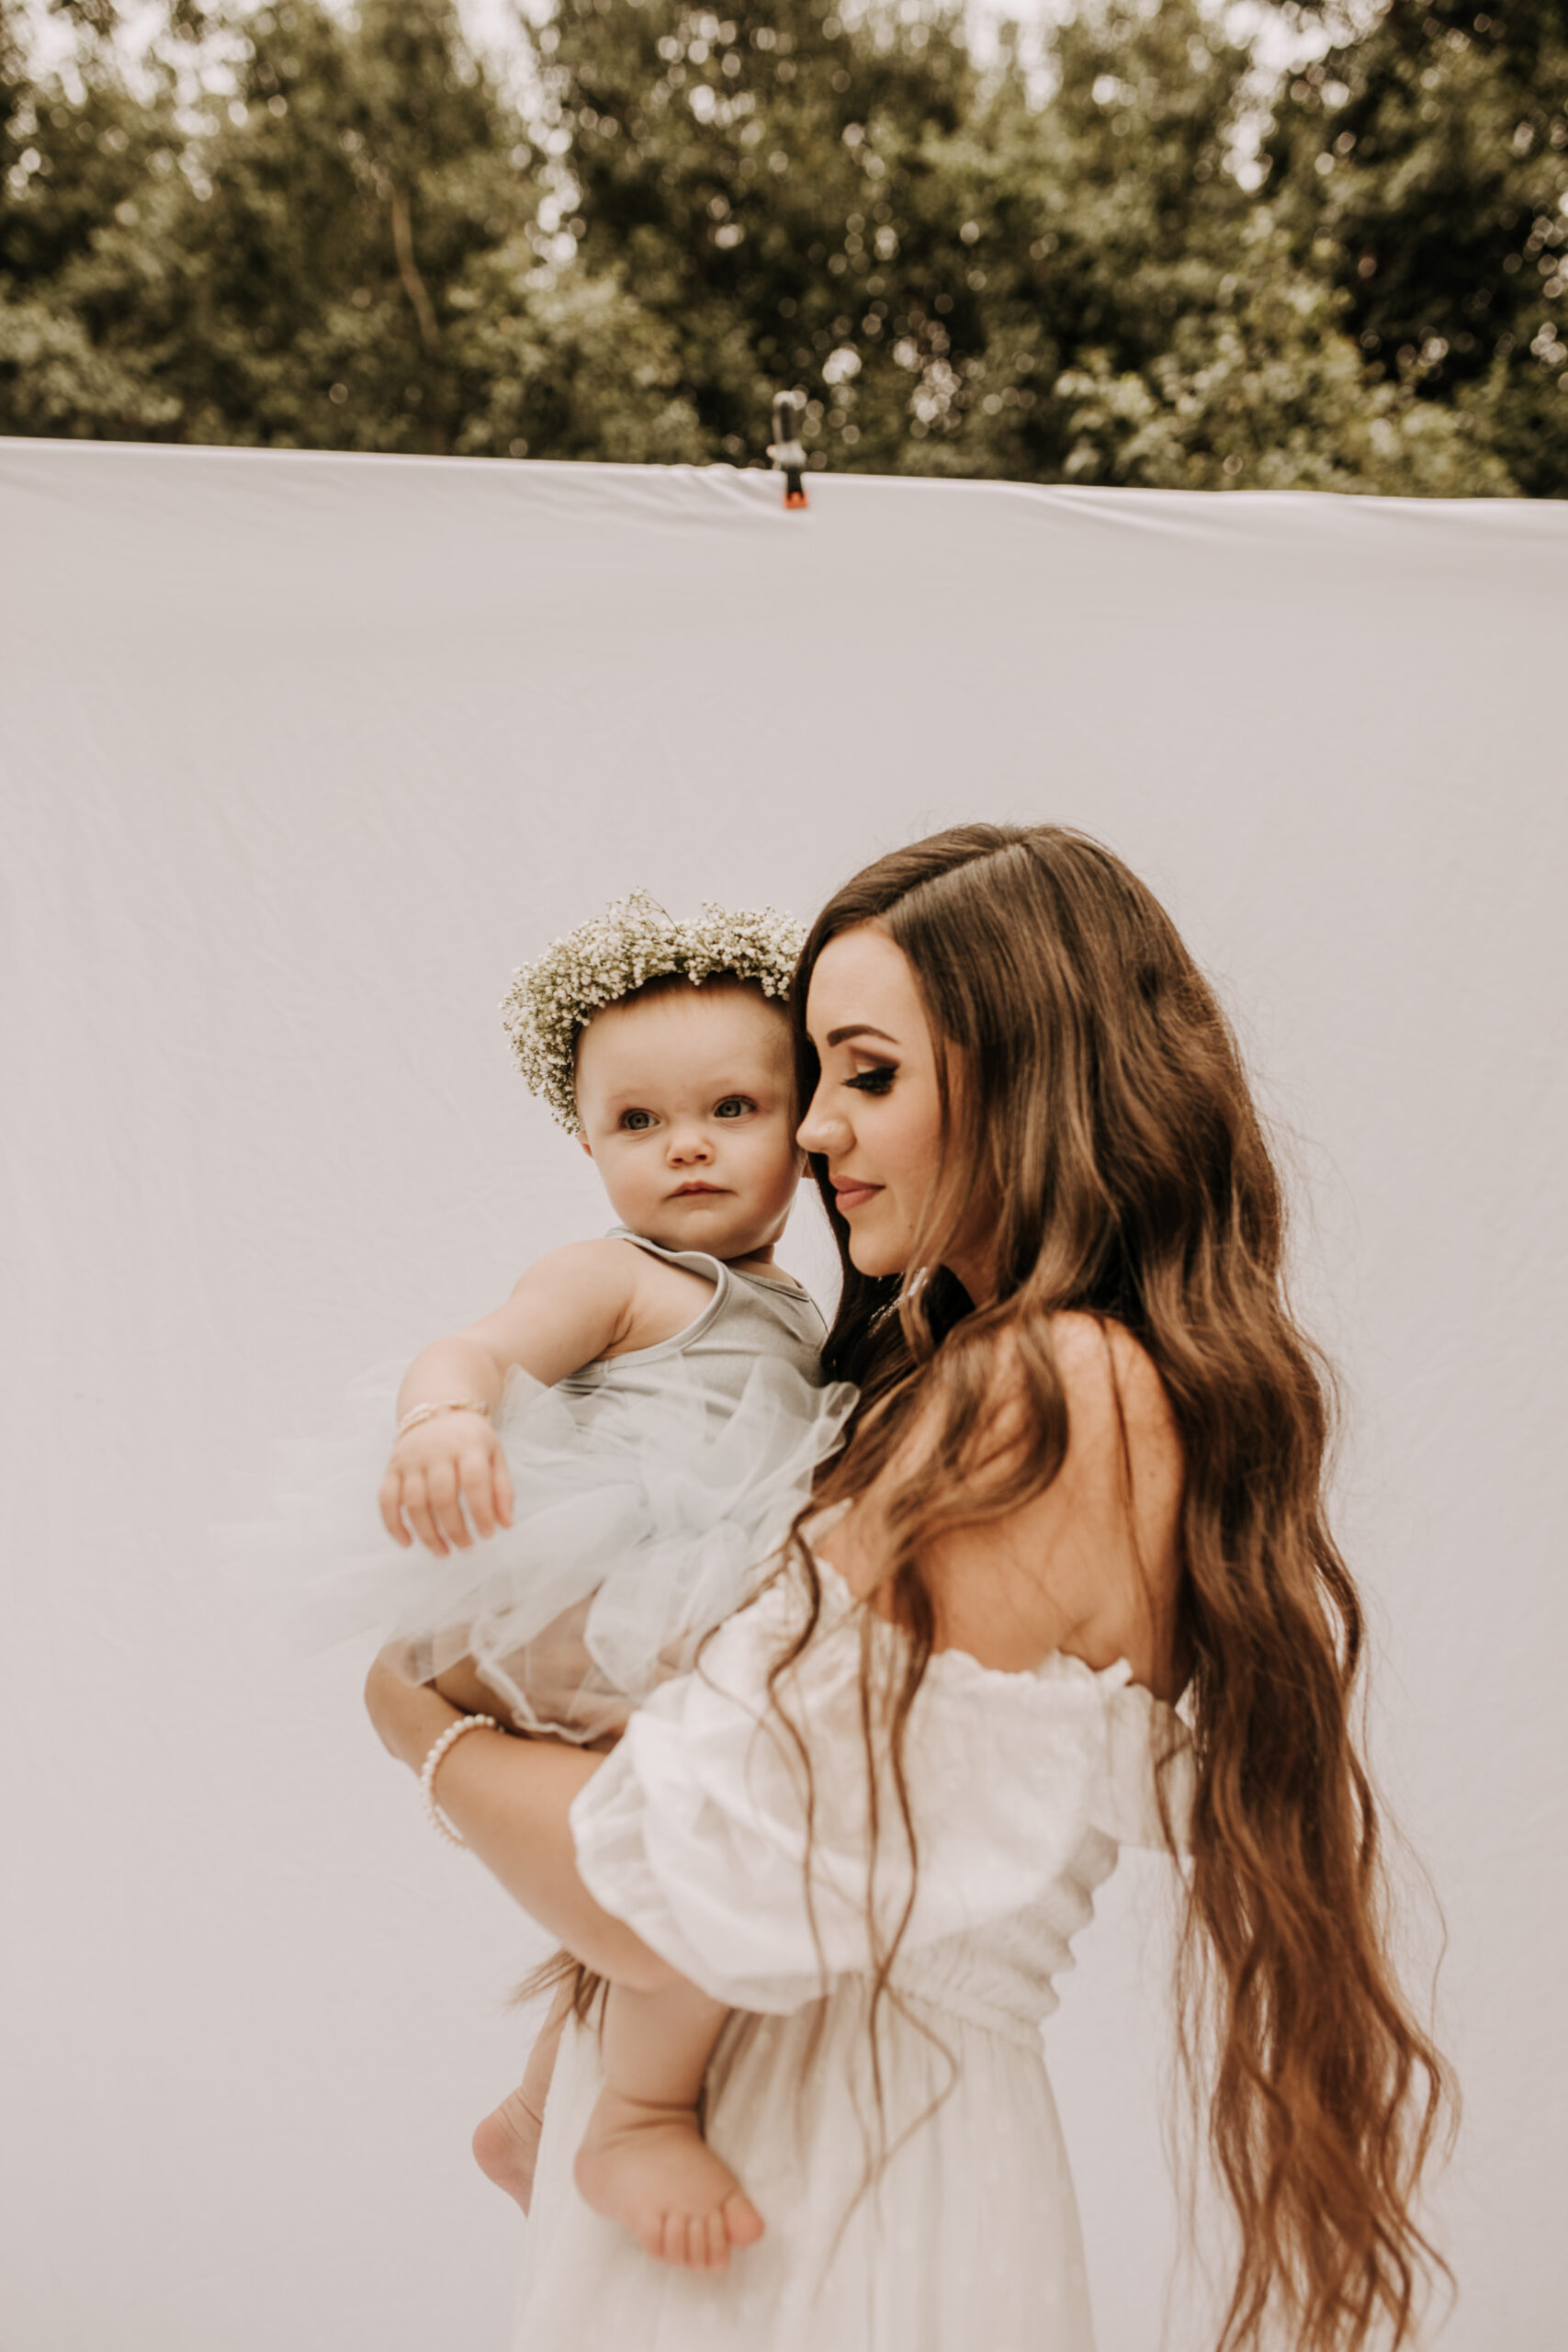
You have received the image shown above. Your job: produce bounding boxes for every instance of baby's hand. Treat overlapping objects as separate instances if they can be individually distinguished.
[379,1413,514,1556]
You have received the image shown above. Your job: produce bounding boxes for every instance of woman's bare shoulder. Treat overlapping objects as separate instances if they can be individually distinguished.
[923,1310,1185,1688]
[1049,1311,1181,1483]
[979,1308,1179,1472]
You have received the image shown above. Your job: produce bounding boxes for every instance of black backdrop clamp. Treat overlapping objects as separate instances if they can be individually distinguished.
[767,390,809,510]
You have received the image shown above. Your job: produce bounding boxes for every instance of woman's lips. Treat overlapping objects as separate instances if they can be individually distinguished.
[831,1179,882,1214]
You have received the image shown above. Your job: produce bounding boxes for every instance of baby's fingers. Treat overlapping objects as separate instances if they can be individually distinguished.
[425,1459,472,1553]
[400,1467,451,1557]
[459,1443,498,1541]
[378,1464,413,1547]
[491,1447,514,1531]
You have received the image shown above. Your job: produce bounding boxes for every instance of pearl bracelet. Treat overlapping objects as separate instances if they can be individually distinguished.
[419,1713,499,1849]
[396,1398,492,1440]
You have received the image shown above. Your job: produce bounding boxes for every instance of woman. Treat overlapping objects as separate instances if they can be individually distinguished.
[367,823,1450,2351]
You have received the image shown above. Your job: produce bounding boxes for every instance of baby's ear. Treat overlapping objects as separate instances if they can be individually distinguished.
[577,1131,593,1162]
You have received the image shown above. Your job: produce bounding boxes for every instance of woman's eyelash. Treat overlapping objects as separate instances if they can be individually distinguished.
[845,1067,896,1096]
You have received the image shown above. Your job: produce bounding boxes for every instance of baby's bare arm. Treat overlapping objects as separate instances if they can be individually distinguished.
[381,1241,646,1555]
[413,1240,651,1399]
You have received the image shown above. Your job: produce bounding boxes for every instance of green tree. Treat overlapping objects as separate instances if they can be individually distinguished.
[912,0,1506,487]
[537,0,982,471]
[2,0,711,456]
[536,0,1511,486]
[103,0,536,454]
[0,0,184,434]
[1268,0,1568,495]
[0,0,1553,491]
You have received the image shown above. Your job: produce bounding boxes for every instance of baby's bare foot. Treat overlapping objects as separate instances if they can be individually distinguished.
[472,2086,546,2214]
[573,2088,764,2270]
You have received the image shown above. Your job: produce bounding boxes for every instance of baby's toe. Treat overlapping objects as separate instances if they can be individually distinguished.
[683,2211,716,2271]
[723,2188,765,2248]
[701,2209,731,2272]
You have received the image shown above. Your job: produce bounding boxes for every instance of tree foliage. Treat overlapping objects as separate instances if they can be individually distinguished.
[1269,0,1568,495]
[2,0,1562,490]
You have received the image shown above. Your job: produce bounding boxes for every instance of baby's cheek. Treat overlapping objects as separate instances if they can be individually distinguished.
[762,1134,805,1195]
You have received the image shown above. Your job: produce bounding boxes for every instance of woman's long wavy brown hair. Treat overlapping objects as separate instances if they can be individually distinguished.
[781,822,1452,2352]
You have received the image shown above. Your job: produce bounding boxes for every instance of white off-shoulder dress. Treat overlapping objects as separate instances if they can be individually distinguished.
[513,1552,1192,2351]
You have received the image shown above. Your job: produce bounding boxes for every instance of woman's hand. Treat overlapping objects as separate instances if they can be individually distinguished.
[379,1412,515,1555]
[365,1643,464,1772]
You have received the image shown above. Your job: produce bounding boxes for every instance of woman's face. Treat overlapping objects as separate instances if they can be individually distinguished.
[798,922,975,1285]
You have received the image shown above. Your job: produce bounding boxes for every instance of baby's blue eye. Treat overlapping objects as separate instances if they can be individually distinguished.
[714,1097,755,1119]
[621,1109,657,1131]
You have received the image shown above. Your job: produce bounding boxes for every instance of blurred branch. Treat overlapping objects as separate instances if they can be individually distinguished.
[389,183,440,354]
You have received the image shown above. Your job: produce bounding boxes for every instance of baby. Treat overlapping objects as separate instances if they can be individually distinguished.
[378,893,850,2268]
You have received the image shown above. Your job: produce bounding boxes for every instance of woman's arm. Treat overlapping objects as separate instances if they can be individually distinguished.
[364,1651,679,1993]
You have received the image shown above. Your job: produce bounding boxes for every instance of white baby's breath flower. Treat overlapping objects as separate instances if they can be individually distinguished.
[500,888,805,1130]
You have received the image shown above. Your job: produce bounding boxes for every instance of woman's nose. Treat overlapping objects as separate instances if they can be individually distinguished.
[795,1091,845,1156]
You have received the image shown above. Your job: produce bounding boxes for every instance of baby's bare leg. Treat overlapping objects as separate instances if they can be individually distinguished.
[472,1980,573,2215]
[573,1979,761,2272]
[431,1656,622,1752]
[431,1655,507,1716]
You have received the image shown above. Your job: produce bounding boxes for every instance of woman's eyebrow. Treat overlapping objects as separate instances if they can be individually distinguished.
[825,1023,898,1048]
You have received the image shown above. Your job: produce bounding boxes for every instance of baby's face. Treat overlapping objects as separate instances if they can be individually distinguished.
[575,981,801,1261]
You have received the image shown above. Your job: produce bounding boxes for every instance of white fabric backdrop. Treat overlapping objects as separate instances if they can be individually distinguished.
[2,439,1562,2350]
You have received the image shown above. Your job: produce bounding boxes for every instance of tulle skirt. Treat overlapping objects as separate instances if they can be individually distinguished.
[248,1356,854,1743]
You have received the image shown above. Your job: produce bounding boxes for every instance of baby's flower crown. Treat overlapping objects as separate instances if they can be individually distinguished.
[501,888,805,1132]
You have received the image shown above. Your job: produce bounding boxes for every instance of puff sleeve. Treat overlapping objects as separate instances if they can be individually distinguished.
[570,1566,1190,2014]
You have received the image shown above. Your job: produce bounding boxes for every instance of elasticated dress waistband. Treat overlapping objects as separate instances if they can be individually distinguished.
[885,1974,1052,2056]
